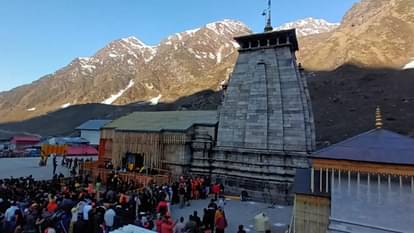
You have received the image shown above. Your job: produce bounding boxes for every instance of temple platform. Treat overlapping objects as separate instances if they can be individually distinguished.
[171,199,292,233]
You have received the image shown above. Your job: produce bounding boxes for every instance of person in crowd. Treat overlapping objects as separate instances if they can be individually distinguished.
[214,208,227,233]
[160,215,175,233]
[52,155,58,175]
[178,183,185,209]
[173,216,185,233]
[184,215,197,233]
[156,215,164,233]
[4,201,18,233]
[237,225,246,233]
[156,196,169,217]
[192,211,202,228]
[104,205,116,232]
[212,183,220,201]
[218,196,226,210]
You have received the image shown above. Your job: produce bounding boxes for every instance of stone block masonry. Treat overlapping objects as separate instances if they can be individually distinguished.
[194,29,316,203]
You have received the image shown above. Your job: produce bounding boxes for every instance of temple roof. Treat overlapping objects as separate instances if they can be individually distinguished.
[312,128,414,165]
[103,111,218,132]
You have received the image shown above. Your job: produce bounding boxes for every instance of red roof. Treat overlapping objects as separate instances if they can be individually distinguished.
[66,145,98,156]
[11,135,41,144]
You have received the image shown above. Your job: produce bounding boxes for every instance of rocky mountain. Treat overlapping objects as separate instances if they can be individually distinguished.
[1,0,414,126]
[298,0,414,70]
[0,20,250,123]
[275,17,339,37]
[1,66,414,145]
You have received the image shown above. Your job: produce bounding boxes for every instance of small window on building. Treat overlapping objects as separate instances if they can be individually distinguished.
[260,39,267,47]
[279,36,287,44]
[251,40,259,48]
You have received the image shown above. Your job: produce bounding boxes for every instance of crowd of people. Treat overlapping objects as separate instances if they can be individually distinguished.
[0,168,239,233]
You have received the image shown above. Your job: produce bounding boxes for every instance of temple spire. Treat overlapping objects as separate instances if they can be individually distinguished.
[264,0,273,32]
[375,106,383,129]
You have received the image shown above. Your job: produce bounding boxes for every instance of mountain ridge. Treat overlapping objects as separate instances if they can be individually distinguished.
[275,17,339,36]
[1,0,414,124]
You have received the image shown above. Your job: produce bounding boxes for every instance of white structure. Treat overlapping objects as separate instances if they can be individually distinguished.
[76,120,111,146]
[110,225,155,233]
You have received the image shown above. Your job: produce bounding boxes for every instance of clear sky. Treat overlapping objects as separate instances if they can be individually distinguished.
[0,0,359,92]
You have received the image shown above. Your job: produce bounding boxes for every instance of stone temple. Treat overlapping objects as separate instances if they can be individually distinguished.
[98,28,315,203]
[211,29,315,202]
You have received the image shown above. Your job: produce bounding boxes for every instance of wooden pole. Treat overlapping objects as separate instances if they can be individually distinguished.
[319,168,323,192]
[388,174,391,191]
[411,176,414,193]
[367,173,371,201]
[338,169,341,191]
[377,174,381,202]
[357,172,360,197]
[310,167,314,193]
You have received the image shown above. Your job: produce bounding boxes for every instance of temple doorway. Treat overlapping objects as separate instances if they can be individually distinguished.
[124,152,144,172]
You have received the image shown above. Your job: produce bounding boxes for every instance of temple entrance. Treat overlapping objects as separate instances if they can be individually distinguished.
[123,152,144,172]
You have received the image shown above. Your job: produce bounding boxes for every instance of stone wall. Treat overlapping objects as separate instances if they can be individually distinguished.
[217,46,314,152]
[212,147,309,203]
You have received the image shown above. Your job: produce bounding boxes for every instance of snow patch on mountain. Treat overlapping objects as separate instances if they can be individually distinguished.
[275,17,339,37]
[61,103,71,109]
[74,57,99,73]
[403,58,414,69]
[175,33,183,40]
[121,36,151,49]
[102,80,135,105]
[206,19,248,35]
[188,48,202,59]
[149,94,162,105]
[27,108,36,112]
[185,28,200,34]
[217,46,225,63]
[230,41,240,49]
[145,83,154,89]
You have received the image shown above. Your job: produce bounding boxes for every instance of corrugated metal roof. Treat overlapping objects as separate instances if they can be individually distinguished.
[53,137,89,145]
[104,111,218,132]
[312,128,414,165]
[12,135,41,142]
[76,120,111,130]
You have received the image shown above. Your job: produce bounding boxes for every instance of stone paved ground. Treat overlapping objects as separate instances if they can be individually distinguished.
[0,156,97,180]
[171,199,292,233]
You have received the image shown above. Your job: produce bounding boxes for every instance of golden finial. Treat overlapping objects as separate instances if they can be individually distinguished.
[375,106,383,129]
